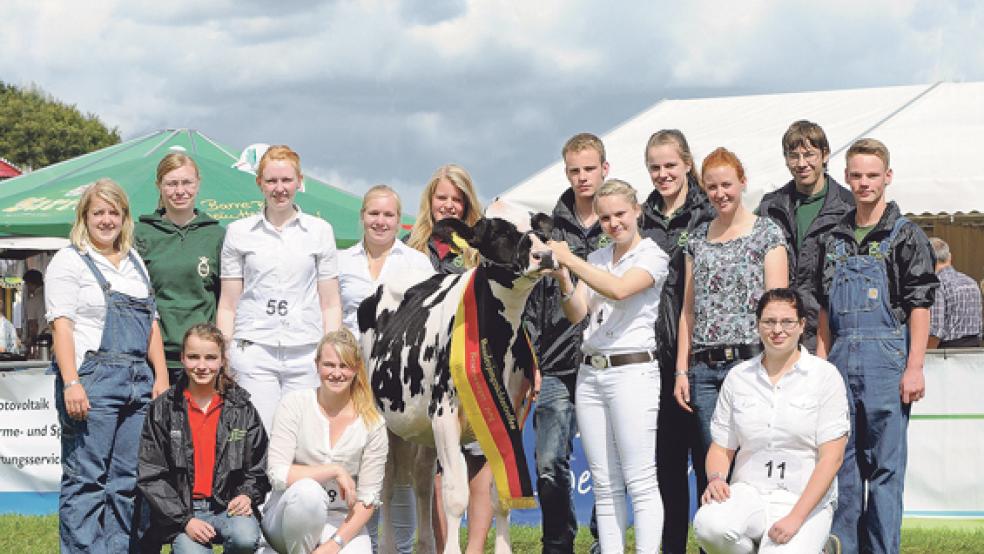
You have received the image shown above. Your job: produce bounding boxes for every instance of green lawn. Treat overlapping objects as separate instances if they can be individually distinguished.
[2,515,982,553]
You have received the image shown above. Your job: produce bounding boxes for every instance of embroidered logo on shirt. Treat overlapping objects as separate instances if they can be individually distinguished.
[597,234,611,248]
[197,257,210,278]
[227,429,246,442]
[676,231,689,248]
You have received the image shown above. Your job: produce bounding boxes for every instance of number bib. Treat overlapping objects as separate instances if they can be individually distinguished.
[324,482,347,511]
[745,451,804,493]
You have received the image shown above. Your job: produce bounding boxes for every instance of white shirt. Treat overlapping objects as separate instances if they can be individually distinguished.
[45,247,154,369]
[582,237,669,355]
[221,209,338,346]
[266,388,388,507]
[711,348,850,504]
[338,240,434,339]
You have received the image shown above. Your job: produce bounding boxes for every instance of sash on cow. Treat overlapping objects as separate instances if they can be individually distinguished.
[450,268,537,509]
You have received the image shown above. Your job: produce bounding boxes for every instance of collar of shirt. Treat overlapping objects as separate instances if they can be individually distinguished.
[249,205,308,233]
[183,389,224,415]
[352,239,411,258]
[752,347,810,388]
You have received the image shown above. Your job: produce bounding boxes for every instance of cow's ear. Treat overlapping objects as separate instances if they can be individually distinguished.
[432,218,475,245]
[530,213,553,236]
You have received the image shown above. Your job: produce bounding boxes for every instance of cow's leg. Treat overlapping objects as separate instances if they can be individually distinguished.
[381,430,419,554]
[433,414,469,554]
[490,478,513,554]
[412,445,438,554]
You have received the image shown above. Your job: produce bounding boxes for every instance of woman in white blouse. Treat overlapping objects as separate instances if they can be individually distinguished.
[548,179,670,553]
[216,145,342,432]
[46,179,169,552]
[339,184,433,339]
[694,288,849,553]
[262,328,388,554]
[338,184,431,552]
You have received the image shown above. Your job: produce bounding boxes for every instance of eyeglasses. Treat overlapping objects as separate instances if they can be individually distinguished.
[784,150,821,164]
[758,319,801,332]
[161,179,198,190]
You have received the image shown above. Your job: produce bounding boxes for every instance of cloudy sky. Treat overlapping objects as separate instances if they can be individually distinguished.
[3,0,983,208]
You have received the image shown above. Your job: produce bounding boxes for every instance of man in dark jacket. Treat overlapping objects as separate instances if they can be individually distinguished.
[523,132,608,554]
[816,139,938,554]
[757,120,855,352]
[138,375,270,550]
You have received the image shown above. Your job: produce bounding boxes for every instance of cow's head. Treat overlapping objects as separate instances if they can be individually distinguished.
[433,215,556,278]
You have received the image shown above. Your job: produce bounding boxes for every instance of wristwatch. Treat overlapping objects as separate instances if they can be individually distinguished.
[329,532,345,548]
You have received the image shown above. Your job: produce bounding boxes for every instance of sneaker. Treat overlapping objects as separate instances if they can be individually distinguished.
[822,534,842,554]
[588,541,602,554]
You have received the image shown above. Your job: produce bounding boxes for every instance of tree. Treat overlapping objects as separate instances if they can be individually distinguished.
[0,82,121,170]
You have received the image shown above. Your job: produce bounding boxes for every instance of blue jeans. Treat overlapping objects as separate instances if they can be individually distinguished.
[689,358,743,498]
[171,498,261,554]
[57,354,153,553]
[829,333,909,554]
[534,373,578,554]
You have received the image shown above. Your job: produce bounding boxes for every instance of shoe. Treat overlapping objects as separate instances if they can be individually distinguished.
[588,541,601,554]
[822,534,841,554]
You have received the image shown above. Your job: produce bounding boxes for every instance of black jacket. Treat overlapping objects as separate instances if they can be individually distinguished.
[137,379,270,545]
[816,201,939,327]
[640,179,715,382]
[523,189,606,375]
[757,176,854,351]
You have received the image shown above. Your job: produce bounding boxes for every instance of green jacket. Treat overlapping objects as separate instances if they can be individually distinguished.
[135,209,225,369]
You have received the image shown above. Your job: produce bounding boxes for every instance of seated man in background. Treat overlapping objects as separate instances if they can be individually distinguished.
[927,237,982,348]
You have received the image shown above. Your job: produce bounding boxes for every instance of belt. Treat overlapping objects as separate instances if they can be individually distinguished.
[583,350,658,369]
[693,343,762,365]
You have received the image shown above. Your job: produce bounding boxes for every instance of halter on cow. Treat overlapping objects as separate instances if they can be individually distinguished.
[359,215,554,554]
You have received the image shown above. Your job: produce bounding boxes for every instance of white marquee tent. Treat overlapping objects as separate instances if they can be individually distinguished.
[499,81,984,216]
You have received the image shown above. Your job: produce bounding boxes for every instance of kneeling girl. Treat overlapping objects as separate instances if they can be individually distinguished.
[262,328,388,554]
[138,323,270,553]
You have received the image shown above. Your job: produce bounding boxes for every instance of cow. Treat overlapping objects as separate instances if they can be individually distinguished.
[359,214,554,554]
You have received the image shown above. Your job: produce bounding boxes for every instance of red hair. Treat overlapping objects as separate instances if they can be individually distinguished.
[701,147,746,182]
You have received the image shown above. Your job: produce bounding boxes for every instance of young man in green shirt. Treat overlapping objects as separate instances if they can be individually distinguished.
[757,120,854,352]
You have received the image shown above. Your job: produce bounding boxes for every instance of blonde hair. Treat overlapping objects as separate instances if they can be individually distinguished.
[155,152,200,209]
[846,138,890,169]
[182,323,235,394]
[562,132,606,163]
[362,184,401,216]
[256,145,303,184]
[407,164,482,267]
[593,179,640,212]
[70,178,134,253]
[315,329,382,426]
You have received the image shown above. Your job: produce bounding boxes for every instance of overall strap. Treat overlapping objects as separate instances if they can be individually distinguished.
[126,250,153,292]
[72,245,111,293]
[879,216,909,257]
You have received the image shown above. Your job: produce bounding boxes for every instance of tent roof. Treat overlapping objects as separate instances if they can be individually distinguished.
[0,158,21,178]
[0,129,397,247]
[500,82,984,217]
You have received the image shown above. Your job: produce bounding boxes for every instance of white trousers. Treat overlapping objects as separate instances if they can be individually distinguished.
[576,361,663,554]
[230,340,319,433]
[262,478,372,554]
[694,482,833,554]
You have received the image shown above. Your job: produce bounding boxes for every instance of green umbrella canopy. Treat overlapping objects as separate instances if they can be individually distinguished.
[0,129,411,247]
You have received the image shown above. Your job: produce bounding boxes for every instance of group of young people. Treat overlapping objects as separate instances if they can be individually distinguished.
[527,124,936,554]
[44,119,937,554]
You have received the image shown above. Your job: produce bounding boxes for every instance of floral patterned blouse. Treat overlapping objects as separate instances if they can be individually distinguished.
[686,216,787,347]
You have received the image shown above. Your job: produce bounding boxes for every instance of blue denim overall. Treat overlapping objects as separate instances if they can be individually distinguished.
[827,218,909,554]
[55,248,156,553]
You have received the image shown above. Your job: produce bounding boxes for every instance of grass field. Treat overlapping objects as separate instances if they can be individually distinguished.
[2,516,982,553]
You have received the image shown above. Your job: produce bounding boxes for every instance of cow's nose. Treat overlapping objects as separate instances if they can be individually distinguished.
[532,250,557,270]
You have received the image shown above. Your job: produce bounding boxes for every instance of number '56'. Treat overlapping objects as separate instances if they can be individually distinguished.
[266,300,288,316]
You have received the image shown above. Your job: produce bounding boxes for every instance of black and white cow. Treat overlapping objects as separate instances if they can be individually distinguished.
[359,215,553,554]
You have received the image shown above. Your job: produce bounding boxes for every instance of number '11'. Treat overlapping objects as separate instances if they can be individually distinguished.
[765,461,786,479]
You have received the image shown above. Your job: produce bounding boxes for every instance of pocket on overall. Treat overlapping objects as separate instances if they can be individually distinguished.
[834,272,880,316]
[875,337,907,373]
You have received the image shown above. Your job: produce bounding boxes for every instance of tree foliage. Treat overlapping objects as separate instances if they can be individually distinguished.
[0,82,121,170]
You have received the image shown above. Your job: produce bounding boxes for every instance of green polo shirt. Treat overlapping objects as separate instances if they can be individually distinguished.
[794,178,828,250]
